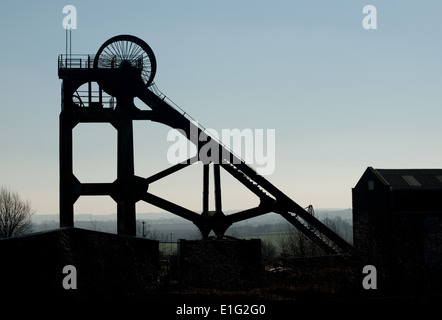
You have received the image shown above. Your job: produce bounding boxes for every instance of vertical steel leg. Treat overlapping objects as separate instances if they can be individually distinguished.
[203,164,209,214]
[214,163,222,214]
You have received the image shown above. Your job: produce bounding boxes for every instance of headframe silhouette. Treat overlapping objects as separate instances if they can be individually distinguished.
[58,35,352,254]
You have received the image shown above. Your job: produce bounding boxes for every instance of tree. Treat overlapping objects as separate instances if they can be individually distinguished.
[278,224,325,258]
[0,186,34,238]
[322,216,353,244]
[261,240,277,269]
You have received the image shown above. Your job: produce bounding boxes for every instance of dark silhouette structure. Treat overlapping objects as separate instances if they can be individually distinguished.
[0,227,159,300]
[353,167,442,293]
[58,35,351,255]
[178,238,262,289]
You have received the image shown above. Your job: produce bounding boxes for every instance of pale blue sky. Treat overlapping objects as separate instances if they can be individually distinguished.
[1,1,442,216]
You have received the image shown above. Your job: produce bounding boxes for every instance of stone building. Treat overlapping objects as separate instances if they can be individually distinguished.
[352,167,442,294]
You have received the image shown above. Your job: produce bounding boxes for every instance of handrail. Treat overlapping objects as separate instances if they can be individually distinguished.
[73,89,115,109]
[58,54,144,71]
[58,54,95,70]
[148,82,250,170]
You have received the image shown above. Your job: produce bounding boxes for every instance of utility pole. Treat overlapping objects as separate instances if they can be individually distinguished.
[142,221,146,238]
[170,232,173,254]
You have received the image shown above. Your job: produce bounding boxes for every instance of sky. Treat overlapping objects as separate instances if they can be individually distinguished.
[1,1,442,218]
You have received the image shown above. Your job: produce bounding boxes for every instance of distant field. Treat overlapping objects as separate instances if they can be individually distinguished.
[240,232,286,251]
[31,210,353,254]
[158,231,290,256]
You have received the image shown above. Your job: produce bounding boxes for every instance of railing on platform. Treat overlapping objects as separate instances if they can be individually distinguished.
[58,54,95,70]
[73,89,115,109]
[58,54,144,71]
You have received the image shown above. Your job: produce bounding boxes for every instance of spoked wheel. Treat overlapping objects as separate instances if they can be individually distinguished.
[94,35,157,87]
[72,93,85,107]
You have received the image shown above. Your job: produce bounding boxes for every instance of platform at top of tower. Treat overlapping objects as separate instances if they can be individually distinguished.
[58,54,144,78]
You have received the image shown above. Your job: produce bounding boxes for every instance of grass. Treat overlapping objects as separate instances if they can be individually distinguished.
[159,242,178,255]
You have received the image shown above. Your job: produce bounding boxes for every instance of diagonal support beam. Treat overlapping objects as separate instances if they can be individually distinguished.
[140,192,203,225]
[221,161,274,201]
[144,156,198,184]
[278,211,338,255]
[284,204,353,254]
[225,205,272,225]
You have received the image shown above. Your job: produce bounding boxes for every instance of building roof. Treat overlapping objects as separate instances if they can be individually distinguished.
[371,167,442,189]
